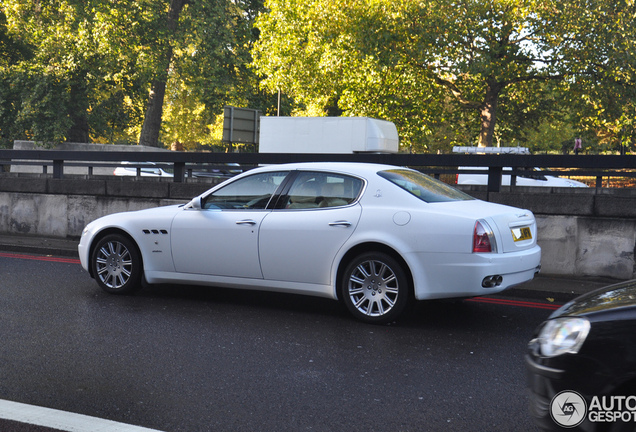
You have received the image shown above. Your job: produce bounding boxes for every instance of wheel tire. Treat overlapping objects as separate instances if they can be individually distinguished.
[91,234,142,295]
[341,252,411,324]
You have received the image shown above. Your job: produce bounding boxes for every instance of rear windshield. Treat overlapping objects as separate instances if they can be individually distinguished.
[378,169,474,203]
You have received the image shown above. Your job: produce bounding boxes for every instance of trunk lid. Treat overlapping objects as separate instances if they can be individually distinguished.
[429,200,538,253]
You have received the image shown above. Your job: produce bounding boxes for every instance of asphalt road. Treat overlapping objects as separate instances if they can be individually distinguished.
[0,253,556,431]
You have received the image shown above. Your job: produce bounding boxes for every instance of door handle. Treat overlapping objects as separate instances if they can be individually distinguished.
[236,219,257,226]
[328,221,352,227]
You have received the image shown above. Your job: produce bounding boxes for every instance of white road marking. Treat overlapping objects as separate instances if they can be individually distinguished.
[0,399,165,432]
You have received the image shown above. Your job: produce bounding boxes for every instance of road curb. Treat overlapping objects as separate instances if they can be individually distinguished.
[0,234,78,258]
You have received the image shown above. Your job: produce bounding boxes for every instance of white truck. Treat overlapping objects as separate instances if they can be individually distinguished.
[453,146,588,188]
[259,116,399,154]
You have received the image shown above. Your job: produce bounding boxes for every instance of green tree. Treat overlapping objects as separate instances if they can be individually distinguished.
[0,10,32,68]
[2,0,269,149]
[0,10,33,147]
[160,0,271,151]
[559,0,636,152]
[138,0,271,148]
[138,0,188,147]
[1,0,152,145]
[253,0,636,151]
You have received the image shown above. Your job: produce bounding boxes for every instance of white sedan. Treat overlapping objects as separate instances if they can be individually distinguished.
[456,167,588,187]
[113,161,173,177]
[78,162,541,323]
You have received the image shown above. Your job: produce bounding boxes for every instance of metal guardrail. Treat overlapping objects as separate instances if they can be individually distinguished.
[1,149,635,192]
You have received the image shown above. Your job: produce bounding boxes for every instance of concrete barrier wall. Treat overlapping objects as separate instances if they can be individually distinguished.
[536,215,636,279]
[1,176,635,280]
[0,176,215,237]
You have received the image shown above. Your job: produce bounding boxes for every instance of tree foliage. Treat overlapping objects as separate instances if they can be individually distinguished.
[1,0,150,146]
[253,0,636,152]
[1,0,634,153]
[0,0,268,149]
[558,0,636,152]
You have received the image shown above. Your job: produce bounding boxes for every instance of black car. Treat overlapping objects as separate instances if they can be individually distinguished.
[527,279,636,431]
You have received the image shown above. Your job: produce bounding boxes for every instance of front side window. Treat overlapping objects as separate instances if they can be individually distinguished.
[202,171,289,209]
[283,171,364,209]
[379,169,474,203]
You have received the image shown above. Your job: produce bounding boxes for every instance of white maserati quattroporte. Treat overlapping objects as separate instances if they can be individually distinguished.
[78,162,541,323]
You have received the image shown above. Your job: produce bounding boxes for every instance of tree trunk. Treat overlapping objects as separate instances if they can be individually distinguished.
[139,78,168,147]
[66,72,90,143]
[478,83,502,147]
[138,0,187,147]
[67,110,89,143]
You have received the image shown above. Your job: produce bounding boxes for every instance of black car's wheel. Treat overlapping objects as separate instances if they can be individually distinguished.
[341,252,410,324]
[91,234,142,294]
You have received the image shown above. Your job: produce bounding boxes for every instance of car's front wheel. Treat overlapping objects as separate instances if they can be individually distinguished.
[341,252,410,324]
[91,234,142,294]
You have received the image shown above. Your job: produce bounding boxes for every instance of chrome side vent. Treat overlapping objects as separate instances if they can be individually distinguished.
[142,229,169,235]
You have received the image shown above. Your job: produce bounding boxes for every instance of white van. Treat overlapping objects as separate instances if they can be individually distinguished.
[453,147,588,188]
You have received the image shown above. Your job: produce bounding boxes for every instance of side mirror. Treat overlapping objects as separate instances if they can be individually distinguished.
[189,197,202,209]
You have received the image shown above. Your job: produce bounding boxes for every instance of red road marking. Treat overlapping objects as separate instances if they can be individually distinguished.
[0,252,80,265]
[467,296,561,310]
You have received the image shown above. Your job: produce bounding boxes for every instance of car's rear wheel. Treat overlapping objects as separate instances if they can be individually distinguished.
[341,252,410,324]
[91,234,142,294]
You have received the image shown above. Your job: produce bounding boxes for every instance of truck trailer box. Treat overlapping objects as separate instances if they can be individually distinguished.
[259,117,399,154]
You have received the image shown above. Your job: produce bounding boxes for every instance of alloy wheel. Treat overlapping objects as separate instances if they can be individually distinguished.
[95,239,134,289]
[347,259,400,317]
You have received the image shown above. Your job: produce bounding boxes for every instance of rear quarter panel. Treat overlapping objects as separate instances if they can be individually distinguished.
[342,178,539,299]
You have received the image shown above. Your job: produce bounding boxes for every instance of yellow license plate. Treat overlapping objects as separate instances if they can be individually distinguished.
[512,227,532,242]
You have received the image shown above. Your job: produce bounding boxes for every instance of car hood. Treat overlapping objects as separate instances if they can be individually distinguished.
[550,279,636,319]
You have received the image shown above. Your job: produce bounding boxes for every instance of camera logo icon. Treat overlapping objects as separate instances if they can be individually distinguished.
[550,391,587,428]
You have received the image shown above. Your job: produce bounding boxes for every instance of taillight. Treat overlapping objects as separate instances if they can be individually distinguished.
[473,220,496,253]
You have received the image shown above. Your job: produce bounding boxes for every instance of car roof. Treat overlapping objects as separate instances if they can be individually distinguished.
[251,162,403,177]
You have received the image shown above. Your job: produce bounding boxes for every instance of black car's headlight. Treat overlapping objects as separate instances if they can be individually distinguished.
[537,317,591,357]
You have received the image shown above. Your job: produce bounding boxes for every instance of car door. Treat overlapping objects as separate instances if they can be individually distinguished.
[170,171,289,278]
[258,171,364,286]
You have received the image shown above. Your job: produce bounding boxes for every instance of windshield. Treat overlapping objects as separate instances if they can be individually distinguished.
[378,169,474,203]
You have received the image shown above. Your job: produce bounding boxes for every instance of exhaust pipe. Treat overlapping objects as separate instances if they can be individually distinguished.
[482,275,503,288]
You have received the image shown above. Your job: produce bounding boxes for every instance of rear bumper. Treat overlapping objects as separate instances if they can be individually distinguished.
[408,245,541,300]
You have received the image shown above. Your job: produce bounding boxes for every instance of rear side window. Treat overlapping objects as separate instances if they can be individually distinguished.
[283,171,364,209]
[379,169,474,203]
